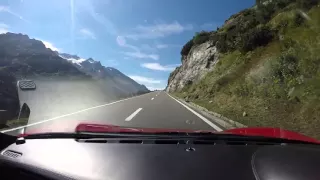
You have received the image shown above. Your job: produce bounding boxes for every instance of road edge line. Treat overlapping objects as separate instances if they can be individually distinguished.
[166,93,223,131]
[1,92,152,133]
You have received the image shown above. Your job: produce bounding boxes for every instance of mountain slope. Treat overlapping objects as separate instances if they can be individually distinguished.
[0,32,148,96]
[0,32,149,113]
[0,33,88,124]
[0,33,84,77]
[0,32,150,125]
[59,53,149,95]
[167,0,320,138]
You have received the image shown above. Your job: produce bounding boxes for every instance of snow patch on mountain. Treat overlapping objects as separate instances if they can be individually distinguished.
[62,57,86,66]
[58,53,87,66]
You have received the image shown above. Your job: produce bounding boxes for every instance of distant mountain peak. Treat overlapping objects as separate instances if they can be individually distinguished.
[87,58,95,63]
[58,52,149,93]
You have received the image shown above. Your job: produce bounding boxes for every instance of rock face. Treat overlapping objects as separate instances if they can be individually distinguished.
[166,41,219,92]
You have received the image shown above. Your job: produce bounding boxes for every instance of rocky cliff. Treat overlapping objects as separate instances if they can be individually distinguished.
[167,41,219,92]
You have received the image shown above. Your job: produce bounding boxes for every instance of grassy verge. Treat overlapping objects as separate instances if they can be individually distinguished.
[175,5,320,139]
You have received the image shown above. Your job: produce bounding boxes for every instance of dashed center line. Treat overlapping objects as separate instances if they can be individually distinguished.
[125,108,143,121]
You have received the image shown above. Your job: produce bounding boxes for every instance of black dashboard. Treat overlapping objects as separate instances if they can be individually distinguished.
[1,135,320,180]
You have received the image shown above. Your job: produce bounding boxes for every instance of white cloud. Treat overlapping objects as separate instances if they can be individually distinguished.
[77,1,117,35]
[141,63,180,71]
[129,75,162,84]
[79,28,96,39]
[126,21,193,40]
[41,40,60,52]
[116,36,139,51]
[0,23,9,34]
[124,52,159,60]
[117,36,159,60]
[0,6,29,23]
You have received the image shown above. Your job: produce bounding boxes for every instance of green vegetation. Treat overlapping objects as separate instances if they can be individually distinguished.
[175,1,320,138]
[180,39,194,56]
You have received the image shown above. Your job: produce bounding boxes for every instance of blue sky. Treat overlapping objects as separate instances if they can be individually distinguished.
[0,0,254,90]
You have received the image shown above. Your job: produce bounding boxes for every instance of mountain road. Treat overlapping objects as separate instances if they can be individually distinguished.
[2,91,223,135]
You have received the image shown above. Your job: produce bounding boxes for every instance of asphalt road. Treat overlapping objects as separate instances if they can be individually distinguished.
[2,91,222,135]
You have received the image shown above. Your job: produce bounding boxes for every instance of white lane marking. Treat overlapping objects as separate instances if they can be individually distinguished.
[0,110,7,112]
[151,97,154,100]
[1,93,152,133]
[166,93,223,131]
[125,108,143,121]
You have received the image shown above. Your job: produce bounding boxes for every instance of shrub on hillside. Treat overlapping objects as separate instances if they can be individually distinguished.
[271,50,300,86]
[215,33,229,53]
[215,9,261,53]
[243,9,254,16]
[256,0,294,24]
[180,39,194,56]
[240,26,275,52]
[193,31,210,45]
[256,0,280,24]
[293,12,306,26]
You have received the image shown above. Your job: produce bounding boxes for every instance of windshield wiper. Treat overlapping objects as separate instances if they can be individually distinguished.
[20,132,147,139]
[17,132,319,145]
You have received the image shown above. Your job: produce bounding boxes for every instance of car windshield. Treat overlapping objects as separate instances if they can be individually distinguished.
[0,0,320,141]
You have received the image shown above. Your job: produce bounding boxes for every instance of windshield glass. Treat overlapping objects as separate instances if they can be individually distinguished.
[0,0,319,141]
